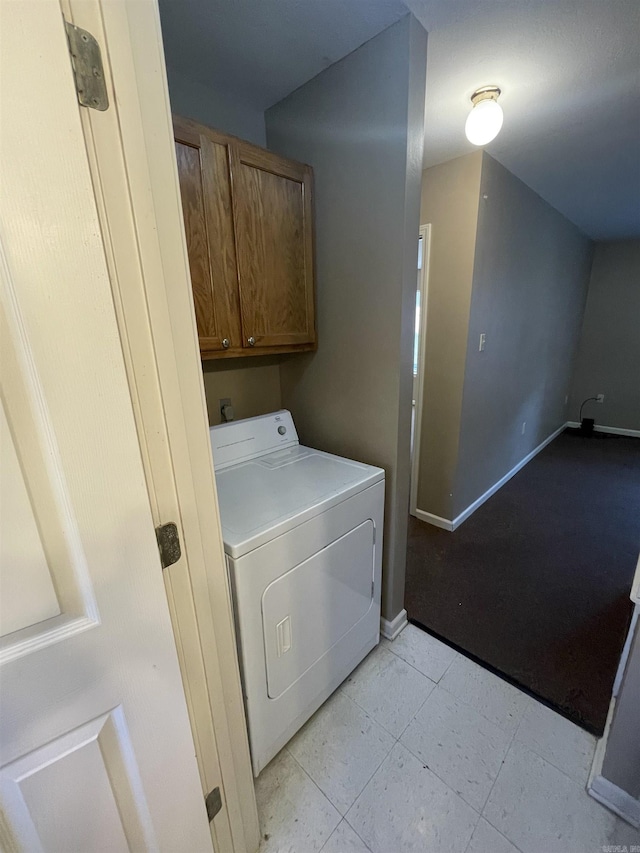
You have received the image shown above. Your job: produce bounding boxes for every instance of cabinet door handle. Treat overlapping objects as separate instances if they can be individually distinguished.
[247,336,256,347]
[222,338,230,349]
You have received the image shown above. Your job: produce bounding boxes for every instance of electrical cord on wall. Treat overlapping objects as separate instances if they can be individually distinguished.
[579,396,598,421]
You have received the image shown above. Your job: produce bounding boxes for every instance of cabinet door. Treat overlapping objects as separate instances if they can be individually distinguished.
[231,144,316,349]
[174,120,241,354]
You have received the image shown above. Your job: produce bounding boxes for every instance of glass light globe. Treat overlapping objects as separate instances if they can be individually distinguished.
[465,98,504,146]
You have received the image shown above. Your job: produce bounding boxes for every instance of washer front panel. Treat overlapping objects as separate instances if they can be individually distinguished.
[262,520,374,699]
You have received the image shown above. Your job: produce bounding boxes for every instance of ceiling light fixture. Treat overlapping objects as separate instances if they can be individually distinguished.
[465,86,503,146]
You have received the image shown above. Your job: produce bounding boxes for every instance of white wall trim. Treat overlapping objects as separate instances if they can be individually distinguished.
[566,421,640,438]
[613,606,639,697]
[631,554,640,607]
[589,773,640,829]
[451,422,568,529]
[413,422,568,532]
[589,695,615,794]
[410,224,431,516]
[588,606,639,826]
[412,509,454,531]
[380,609,408,640]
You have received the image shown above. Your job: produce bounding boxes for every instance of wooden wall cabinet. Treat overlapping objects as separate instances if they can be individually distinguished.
[174,116,316,359]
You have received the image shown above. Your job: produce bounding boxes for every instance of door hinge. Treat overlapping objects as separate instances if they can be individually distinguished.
[371,580,375,598]
[155,522,181,570]
[64,20,109,111]
[205,787,223,822]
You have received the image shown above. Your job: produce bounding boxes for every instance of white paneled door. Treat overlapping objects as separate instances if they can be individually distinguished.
[0,2,213,850]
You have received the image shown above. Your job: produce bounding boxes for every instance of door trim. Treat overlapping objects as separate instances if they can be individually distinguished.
[60,1,259,850]
[410,224,431,517]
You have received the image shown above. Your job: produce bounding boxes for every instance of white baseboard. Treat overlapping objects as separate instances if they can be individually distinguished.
[613,607,638,697]
[588,610,640,827]
[413,422,568,532]
[589,774,640,828]
[411,509,453,532]
[451,422,568,529]
[566,421,640,438]
[589,696,616,794]
[380,609,408,640]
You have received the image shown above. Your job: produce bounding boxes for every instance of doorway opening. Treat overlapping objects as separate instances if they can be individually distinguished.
[404,158,640,737]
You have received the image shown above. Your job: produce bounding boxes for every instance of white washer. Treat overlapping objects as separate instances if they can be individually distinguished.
[211,410,384,776]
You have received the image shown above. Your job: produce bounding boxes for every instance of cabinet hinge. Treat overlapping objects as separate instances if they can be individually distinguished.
[205,787,223,822]
[64,20,109,111]
[155,522,181,570]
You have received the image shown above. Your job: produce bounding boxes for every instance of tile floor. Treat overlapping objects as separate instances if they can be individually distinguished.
[256,625,640,853]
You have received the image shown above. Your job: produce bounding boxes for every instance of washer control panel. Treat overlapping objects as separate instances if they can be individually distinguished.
[210,410,298,470]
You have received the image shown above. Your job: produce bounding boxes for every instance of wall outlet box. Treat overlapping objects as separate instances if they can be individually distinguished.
[219,397,234,422]
[596,394,605,403]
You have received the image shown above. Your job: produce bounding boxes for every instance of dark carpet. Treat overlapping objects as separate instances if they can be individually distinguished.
[405,430,640,734]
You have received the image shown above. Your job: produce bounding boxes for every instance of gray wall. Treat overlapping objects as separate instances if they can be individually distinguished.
[202,358,282,427]
[266,15,428,622]
[417,153,483,519]
[569,239,640,431]
[453,154,593,516]
[601,616,640,799]
[165,66,266,146]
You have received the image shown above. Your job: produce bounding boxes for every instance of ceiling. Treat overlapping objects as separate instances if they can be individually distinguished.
[158,0,408,111]
[159,0,640,241]
[407,0,640,240]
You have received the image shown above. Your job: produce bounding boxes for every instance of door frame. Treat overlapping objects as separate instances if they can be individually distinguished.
[59,1,259,850]
[410,224,431,517]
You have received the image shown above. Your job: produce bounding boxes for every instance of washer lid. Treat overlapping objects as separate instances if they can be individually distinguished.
[215,445,384,558]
